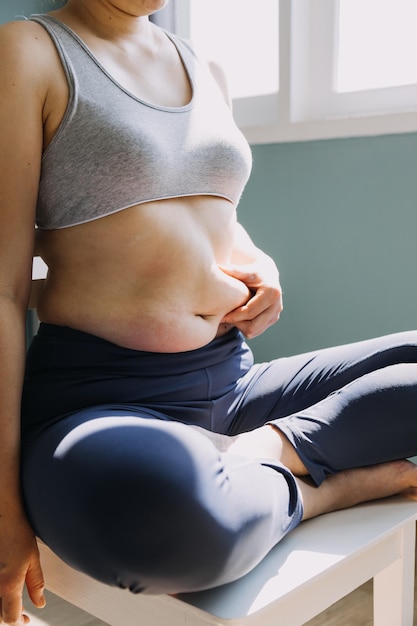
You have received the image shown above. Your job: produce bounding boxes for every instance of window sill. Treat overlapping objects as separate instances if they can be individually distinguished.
[242,109,417,145]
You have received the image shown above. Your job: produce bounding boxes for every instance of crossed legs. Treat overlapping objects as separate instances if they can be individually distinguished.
[193,423,417,522]
[21,328,417,593]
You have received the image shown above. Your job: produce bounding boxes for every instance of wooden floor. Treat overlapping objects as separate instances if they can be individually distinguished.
[23,558,417,626]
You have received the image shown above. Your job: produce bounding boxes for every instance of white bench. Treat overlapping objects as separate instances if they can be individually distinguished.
[37,497,417,626]
[30,259,417,626]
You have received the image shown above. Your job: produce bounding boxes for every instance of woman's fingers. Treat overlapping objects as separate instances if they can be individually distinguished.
[0,587,29,625]
[25,556,45,610]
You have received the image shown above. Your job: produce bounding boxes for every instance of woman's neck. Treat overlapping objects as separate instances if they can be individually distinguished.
[51,0,154,41]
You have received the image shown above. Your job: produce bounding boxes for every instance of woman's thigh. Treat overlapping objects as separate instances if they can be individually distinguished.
[21,405,302,594]
[276,361,417,484]
[231,330,417,434]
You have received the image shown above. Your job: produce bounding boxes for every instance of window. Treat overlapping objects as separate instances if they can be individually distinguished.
[175,0,417,143]
[175,0,279,128]
[300,0,417,120]
[337,0,417,92]
[186,0,278,100]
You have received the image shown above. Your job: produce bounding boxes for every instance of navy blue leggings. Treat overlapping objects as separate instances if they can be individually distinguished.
[21,324,417,593]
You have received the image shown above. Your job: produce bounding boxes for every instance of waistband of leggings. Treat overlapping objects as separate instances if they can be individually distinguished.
[36,322,241,351]
[32,323,251,376]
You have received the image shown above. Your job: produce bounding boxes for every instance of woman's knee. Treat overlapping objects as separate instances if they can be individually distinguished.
[23,416,241,593]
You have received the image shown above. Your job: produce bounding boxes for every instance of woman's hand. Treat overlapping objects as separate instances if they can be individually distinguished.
[0,515,45,625]
[220,256,283,338]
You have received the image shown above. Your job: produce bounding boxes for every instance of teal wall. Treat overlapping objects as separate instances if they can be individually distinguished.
[0,0,62,21]
[2,2,416,362]
[238,133,417,360]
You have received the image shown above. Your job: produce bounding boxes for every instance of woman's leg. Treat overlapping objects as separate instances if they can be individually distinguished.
[21,328,417,592]
[229,330,417,433]
[275,361,417,484]
[297,460,417,521]
[210,331,417,484]
[21,406,303,594]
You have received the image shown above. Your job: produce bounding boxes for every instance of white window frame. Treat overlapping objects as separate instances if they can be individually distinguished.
[175,0,280,129]
[175,0,417,144]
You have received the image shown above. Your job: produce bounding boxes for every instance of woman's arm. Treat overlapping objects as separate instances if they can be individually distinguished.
[0,20,49,624]
[220,223,283,338]
[206,59,283,339]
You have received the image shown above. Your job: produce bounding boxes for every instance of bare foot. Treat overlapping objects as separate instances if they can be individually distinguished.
[190,427,417,523]
[297,459,417,521]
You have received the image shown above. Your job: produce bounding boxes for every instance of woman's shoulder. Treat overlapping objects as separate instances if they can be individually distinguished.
[0,18,62,107]
[0,17,48,43]
[0,18,55,75]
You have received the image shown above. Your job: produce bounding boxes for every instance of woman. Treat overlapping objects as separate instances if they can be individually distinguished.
[1,1,417,623]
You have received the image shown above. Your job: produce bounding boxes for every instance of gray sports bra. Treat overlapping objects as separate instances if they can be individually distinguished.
[30,15,253,230]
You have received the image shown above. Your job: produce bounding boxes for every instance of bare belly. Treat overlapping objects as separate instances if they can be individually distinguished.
[36,197,251,352]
